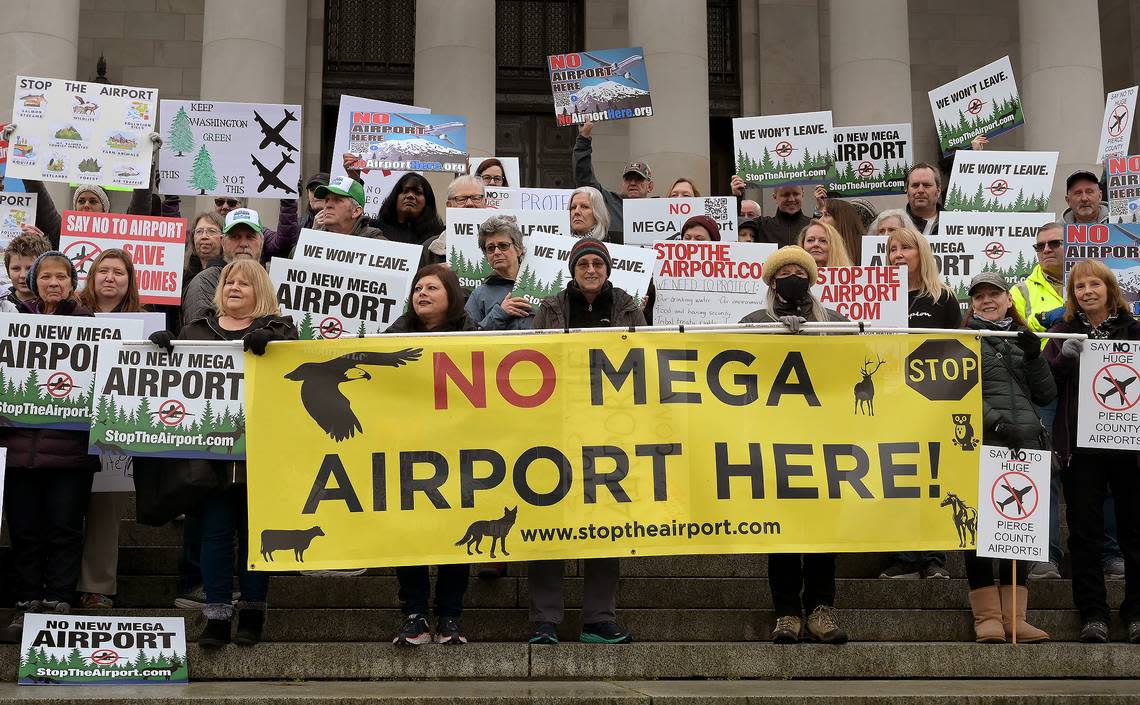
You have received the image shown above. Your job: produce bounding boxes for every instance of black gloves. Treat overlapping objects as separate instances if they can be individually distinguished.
[149,330,175,353]
[1014,329,1041,360]
[995,423,1029,452]
[243,328,278,355]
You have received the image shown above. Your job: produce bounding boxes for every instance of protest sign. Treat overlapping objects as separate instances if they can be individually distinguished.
[1077,339,1140,450]
[58,210,187,306]
[445,208,571,289]
[481,187,574,211]
[733,111,835,188]
[830,123,912,196]
[7,76,156,188]
[548,47,652,126]
[938,211,1055,238]
[346,112,467,173]
[813,267,907,326]
[1107,155,1140,223]
[469,157,520,187]
[245,332,982,569]
[976,445,1050,561]
[483,187,519,209]
[1064,224,1140,313]
[293,228,422,284]
[18,613,187,685]
[0,313,143,429]
[270,257,410,338]
[622,197,738,246]
[513,233,653,307]
[332,95,430,211]
[651,241,776,325]
[1098,86,1138,164]
[945,150,1057,213]
[863,235,1036,301]
[89,341,245,459]
[158,99,301,198]
[928,56,1023,155]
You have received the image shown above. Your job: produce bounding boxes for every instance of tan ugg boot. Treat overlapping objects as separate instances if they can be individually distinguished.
[1000,585,1049,643]
[968,586,1006,643]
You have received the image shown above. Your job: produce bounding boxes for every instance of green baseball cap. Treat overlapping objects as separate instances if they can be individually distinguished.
[316,175,366,207]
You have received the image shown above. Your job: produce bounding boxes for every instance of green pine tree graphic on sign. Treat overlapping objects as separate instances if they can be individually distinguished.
[190,145,217,194]
[169,106,194,157]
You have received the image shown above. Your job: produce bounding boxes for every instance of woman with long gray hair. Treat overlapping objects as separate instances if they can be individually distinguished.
[569,186,610,241]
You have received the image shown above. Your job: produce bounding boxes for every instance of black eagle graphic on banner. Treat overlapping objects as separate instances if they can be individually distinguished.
[284,348,422,441]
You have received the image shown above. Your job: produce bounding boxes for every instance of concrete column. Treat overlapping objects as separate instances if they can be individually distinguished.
[828,0,911,212]
[0,0,79,210]
[200,0,287,221]
[583,0,630,195]
[628,0,710,193]
[1020,0,1103,212]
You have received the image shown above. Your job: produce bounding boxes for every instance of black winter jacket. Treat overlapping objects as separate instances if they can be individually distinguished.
[967,317,1056,450]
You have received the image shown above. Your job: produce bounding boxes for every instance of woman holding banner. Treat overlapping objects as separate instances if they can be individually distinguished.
[569,186,610,241]
[74,249,150,610]
[962,272,1054,643]
[1045,260,1140,644]
[879,228,959,581]
[797,220,851,268]
[739,246,848,644]
[149,259,298,648]
[1,252,98,642]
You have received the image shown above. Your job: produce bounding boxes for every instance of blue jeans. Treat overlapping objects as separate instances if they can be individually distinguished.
[200,484,267,606]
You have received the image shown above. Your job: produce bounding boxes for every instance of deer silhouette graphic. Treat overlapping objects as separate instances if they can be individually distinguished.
[204,418,244,454]
[940,493,977,548]
[854,356,885,415]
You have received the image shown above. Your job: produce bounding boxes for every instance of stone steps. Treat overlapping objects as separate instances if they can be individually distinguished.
[0,606,1123,642]
[0,680,1137,704]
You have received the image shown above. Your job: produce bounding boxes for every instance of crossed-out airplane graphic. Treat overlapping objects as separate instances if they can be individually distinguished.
[580,51,645,85]
[1111,111,1128,132]
[997,483,1034,513]
[253,109,299,152]
[1099,372,1137,405]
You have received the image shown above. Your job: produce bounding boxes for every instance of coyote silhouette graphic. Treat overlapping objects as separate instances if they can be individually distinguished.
[455,507,518,559]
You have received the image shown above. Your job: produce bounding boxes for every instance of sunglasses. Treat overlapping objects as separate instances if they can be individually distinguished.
[214,198,241,208]
[483,242,513,253]
[1033,239,1062,252]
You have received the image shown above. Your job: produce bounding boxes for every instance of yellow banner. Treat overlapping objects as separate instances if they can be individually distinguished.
[245,332,982,570]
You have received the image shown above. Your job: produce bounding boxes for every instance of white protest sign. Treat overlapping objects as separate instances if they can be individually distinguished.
[483,187,519,209]
[7,76,157,188]
[651,240,777,325]
[332,95,429,212]
[58,210,187,306]
[1098,86,1138,164]
[622,196,738,246]
[514,233,653,307]
[928,56,1023,155]
[862,235,1036,301]
[269,257,409,338]
[0,313,143,429]
[813,266,907,326]
[732,111,836,188]
[90,341,245,460]
[830,123,912,197]
[486,187,575,211]
[469,157,520,187]
[1077,339,1140,451]
[945,150,1058,213]
[445,207,571,289]
[292,228,420,306]
[0,191,37,288]
[18,613,187,684]
[159,100,301,198]
[976,445,1050,561]
[938,211,1056,238]
[1107,155,1140,223]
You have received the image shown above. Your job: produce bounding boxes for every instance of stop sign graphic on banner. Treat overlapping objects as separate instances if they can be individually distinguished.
[905,339,980,401]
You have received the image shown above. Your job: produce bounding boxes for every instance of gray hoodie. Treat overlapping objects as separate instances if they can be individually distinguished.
[1061,201,1109,224]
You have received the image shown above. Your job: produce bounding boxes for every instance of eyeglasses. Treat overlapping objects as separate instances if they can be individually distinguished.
[483,242,513,253]
[575,260,607,270]
[449,194,485,205]
[214,198,241,207]
[193,227,222,236]
[1033,239,1063,252]
[480,174,505,185]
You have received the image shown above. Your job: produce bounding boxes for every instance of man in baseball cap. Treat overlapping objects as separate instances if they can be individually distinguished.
[311,176,384,240]
[571,119,654,243]
[1063,169,1108,225]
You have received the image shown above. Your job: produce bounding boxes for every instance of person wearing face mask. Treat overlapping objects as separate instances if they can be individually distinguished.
[572,120,652,243]
[568,187,610,241]
[1045,260,1140,644]
[3,232,51,311]
[182,209,266,324]
[960,272,1055,644]
[0,252,98,642]
[465,215,532,331]
[738,246,847,644]
[798,220,851,268]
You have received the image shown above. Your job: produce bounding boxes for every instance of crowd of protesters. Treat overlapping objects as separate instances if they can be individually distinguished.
[0,110,1137,653]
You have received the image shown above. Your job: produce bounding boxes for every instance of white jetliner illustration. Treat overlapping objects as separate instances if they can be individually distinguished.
[581,51,645,85]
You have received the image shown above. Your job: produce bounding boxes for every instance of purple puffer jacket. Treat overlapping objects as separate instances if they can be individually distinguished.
[163,196,299,265]
[0,298,100,471]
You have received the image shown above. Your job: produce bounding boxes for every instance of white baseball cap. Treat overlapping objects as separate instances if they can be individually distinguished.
[223,208,263,234]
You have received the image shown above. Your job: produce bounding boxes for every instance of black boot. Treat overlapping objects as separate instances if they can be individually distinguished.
[234,609,265,647]
[197,619,232,649]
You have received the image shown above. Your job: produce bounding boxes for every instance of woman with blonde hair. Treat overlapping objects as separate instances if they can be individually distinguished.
[798,219,851,268]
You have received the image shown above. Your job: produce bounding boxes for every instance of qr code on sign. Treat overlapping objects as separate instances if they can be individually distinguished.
[703,198,728,222]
